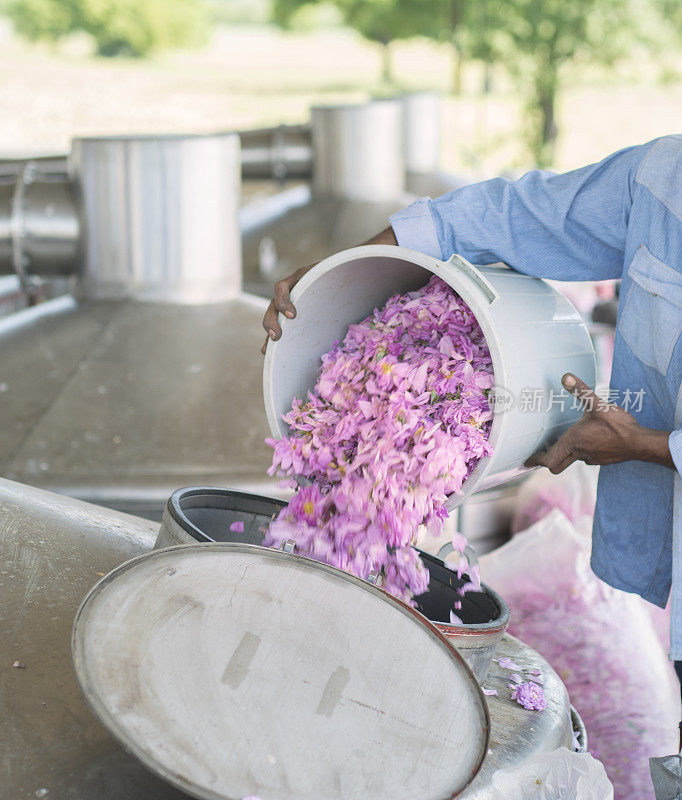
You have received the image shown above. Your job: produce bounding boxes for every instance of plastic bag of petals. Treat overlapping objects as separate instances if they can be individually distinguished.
[480,510,680,800]
[265,275,494,605]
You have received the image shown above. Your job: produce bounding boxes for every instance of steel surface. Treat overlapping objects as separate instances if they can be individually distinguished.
[0,479,572,800]
[0,294,277,508]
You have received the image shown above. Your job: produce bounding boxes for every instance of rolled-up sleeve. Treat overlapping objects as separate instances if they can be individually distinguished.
[669,430,682,475]
[390,141,656,281]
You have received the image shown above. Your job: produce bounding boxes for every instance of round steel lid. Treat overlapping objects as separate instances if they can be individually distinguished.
[72,543,489,800]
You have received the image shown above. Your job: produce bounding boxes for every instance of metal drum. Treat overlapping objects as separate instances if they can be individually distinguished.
[73,543,490,800]
[155,486,509,680]
[0,478,574,800]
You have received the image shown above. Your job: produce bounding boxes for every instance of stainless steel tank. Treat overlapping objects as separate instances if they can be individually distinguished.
[401,91,467,198]
[0,477,578,800]
[71,134,242,304]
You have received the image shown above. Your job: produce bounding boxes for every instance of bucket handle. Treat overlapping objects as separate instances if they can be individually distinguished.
[446,255,498,305]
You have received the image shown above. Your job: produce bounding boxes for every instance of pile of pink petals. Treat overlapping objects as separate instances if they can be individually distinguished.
[265,275,494,605]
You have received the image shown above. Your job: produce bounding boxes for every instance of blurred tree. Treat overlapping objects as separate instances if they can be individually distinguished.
[4,0,208,56]
[272,0,443,85]
[272,0,493,93]
[3,0,79,41]
[476,0,641,167]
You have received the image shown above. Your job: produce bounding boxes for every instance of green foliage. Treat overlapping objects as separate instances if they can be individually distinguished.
[473,0,643,166]
[4,0,79,41]
[4,0,208,56]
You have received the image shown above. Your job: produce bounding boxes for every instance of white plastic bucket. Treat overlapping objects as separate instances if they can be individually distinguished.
[263,244,596,509]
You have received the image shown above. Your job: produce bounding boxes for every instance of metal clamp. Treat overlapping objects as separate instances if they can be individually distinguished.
[279,539,296,554]
[10,161,39,296]
[365,569,381,586]
[436,542,479,571]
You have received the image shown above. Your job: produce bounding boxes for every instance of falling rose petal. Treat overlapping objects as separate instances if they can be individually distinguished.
[482,687,498,697]
[510,673,524,685]
[229,521,245,534]
[453,600,462,610]
[497,657,522,671]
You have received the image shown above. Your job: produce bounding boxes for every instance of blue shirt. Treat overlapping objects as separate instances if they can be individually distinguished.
[389,135,682,659]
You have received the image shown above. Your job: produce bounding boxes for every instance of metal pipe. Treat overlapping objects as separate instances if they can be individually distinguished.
[0,153,68,178]
[239,124,312,181]
[0,161,79,289]
[70,133,242,303]
[0,126,313,184]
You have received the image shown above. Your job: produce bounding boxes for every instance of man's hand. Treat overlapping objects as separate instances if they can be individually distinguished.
[260,226,398,355]
[261,264,316,355]
[525,373,674,474]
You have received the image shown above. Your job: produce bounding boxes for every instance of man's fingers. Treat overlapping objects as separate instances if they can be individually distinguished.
[546,453,577,475]
[262,299,281,340]
[562,373,604,412]
[524,449,547,468]
[274,280,296,319]
[525,433,574,472]
[261,335,269,356]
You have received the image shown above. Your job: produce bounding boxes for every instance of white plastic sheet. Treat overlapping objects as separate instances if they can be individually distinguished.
[490,747,613,800]
[511,462,598,534]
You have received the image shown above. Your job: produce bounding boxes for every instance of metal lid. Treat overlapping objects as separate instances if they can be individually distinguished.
[72,543,489,800]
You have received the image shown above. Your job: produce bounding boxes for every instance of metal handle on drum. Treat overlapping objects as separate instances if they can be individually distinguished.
[446,254,498,305]
[365,569,381,586]
[436,542,479,571]
[280,539,296,554]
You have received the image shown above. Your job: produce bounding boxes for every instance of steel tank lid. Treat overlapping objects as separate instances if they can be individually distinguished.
[72,542,490,800]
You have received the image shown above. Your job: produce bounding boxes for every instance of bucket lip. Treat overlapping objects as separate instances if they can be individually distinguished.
[166,485,286,542]
[416,547,511,632]
[427,584,511,634]
[72,541,491,800]
[262,244,504,509]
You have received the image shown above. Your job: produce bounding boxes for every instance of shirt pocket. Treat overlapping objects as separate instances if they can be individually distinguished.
[618,245,682,376]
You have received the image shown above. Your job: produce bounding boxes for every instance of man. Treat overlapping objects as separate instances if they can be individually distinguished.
[261,135,682,686]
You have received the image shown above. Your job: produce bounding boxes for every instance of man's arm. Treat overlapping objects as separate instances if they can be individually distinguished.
[526,374,674,473]
[261,227,397,353]
[389,140,656,283]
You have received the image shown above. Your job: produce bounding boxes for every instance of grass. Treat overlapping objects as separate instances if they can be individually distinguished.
[1,21,681,175]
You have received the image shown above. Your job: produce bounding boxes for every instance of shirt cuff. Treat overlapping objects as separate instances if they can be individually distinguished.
[389,197,443,260]
[668,430,682,475]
